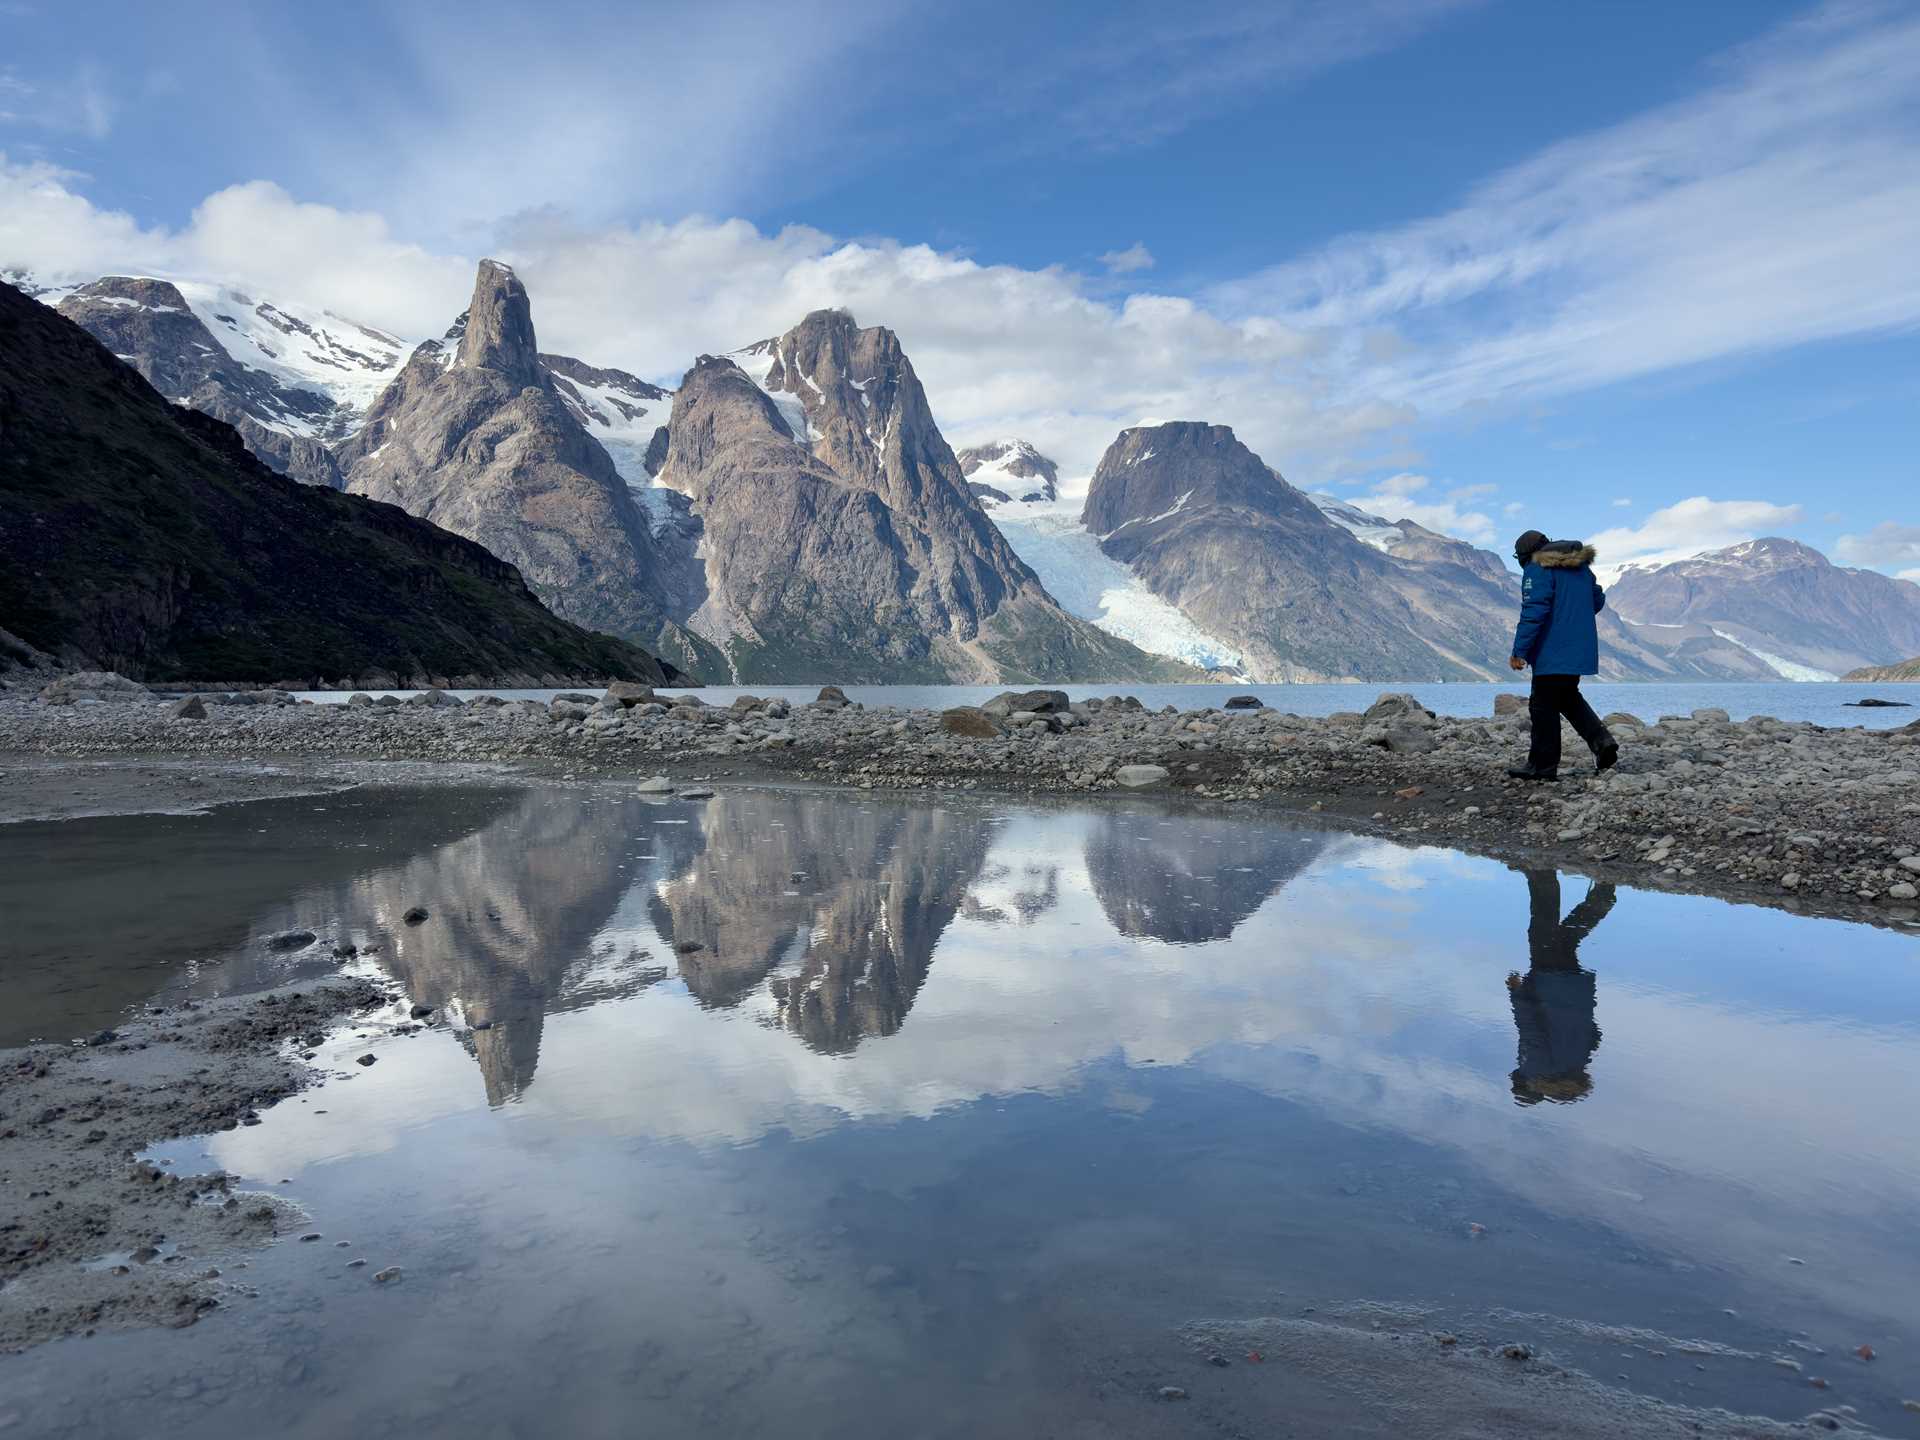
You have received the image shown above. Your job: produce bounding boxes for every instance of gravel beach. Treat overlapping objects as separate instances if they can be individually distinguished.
[6,677,1917,930]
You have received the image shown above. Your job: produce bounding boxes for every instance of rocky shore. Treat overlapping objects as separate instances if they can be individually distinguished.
[0,977,399,1351]
[5,675,1918,929]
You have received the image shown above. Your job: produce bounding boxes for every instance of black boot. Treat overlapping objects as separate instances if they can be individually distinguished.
[1594,732,1619,772]
[1506,764,1558,782]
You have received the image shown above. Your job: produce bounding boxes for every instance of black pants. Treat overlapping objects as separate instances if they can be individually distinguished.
[1528,674,1609,772]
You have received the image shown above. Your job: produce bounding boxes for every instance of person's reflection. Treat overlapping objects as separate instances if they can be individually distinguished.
[1506,869,1612,1105]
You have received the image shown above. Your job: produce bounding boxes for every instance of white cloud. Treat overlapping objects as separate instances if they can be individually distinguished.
[1098,242,1154,274]
[1347,470,1497,544]
[1834,521,1920,569]
[1210,4,1920,413]
[0,157,1405,481]
[1589,496,1804,578]
[1899,568,1920,584]
[1611,497,1633,508]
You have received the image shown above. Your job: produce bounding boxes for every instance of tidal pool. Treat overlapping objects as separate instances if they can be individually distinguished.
[2,782,1917,1437]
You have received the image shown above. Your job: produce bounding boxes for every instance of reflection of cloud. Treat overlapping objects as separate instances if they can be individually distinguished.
[197,789,1920,1334]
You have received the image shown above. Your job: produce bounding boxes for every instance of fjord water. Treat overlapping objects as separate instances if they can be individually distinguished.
[4,784,1918,1436]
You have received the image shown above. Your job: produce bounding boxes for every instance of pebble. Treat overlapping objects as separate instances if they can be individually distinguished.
[373,1266,402,1283]
[1157,1386,1188,1401]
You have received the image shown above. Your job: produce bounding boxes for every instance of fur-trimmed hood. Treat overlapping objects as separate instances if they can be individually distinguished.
[1534,542,1597,570]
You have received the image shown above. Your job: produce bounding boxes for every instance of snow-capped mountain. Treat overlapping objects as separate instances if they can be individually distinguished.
[1608,537,1920,678]
[665,309,1195,682]
[956,439,1059,505]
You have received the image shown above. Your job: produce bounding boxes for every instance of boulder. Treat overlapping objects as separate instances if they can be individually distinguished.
[1365,692,1435,724]
[816,685,849,708]
[406,688,461,708]
[1114,764,1170,787]
[168,696,208,720]
[636,776,676,794]
[731,694,767,711]
[345,692,375,708]
[1494,693,1528,717]
[552,692,596,705]
[39,671,151,705]
[983,689,1070,718]
[1223,695,1264,710]
[374,694,402,707]
[940,706,1003,739]
[1691,707,1732,724]
[604,681,655,707]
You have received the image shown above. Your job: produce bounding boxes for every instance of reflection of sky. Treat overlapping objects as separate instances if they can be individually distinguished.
[182,788,1920,1339]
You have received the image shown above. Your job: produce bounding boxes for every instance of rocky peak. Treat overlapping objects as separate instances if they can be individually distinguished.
[743,309,977,519]
[956,439,1059,504]
[1082,422,1315,537]
[660,355,799,483]
[454,260,541,387]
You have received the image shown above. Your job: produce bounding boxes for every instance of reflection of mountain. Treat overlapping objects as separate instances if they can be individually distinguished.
[1083,810,1332,943]
[288,789,689,1104]
[0,786,520,1048]
[651,794,994,1053]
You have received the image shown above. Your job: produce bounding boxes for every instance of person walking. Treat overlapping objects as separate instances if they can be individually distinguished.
[1506,529,1618,781]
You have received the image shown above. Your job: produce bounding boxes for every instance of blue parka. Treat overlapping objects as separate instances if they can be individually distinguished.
[1513,542,1605,676]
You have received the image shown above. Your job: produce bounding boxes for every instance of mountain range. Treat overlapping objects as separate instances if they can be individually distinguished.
[20,260,1915,685]
[0,279,678,687]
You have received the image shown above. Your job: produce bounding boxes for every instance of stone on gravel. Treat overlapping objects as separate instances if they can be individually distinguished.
[636,776,675,794]
[1224,695,1264,710]
[604,681,654,707]
[402,907,429,925]
[940,706,1002,739]
[168,696,208,720]
[1493,693,1528,717]
[406,689,461,708]
[1114,764,1170,788]
[1365,693,1436,724]
[267,930,316,952]
[39,671,152,705]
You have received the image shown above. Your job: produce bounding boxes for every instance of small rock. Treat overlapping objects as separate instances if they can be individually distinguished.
[402,907,429,925]
[1502,1344,1534,1362]
[168,696,208,720]
[409,1003,434,1020]
[636,776,676,795]
[1223,695,1264,710]
[356,1053,377,1067]
[1157,1386,1188,1401]
[1114,764,1170,788]
[267,930,317,952]
[680,787,715,800]
[373,1266,402,1283]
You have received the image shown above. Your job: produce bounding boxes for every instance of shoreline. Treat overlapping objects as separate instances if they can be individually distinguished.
[0,976,398,1352]
[3,684,1917,930]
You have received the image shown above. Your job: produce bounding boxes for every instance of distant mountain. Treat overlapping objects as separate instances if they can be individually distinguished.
[334,261,717,677]
[661,309,1194,682]
[0,279,680,686]
[957,439,1059,505]
[1310,493,1512,587]
[1609,538,1920,678]
[50,275,409,487]
[1843,655,1920,682]
[1080,423,1531,680]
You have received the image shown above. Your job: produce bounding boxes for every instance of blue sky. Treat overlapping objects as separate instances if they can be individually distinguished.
[2,0,1916,576]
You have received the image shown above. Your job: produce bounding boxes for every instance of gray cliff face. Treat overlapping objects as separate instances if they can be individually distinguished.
[956,439,1060,504]
[56,277,342,486]
[1080,423,1774,682]
[663,312,1195,682]
[335,260,711,674]
[1608,538,1920,676]
[1083,423,1507,681]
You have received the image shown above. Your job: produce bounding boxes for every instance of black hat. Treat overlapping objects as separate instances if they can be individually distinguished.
[1513,530,1549,564]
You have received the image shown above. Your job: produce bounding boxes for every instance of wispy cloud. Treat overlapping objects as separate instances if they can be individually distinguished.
[1098,243,1154,275]
[1211,2,1920,413]
[1348,471,1498,543]
[0,61,115,139]
[1834,521,1920,570]
[1590,497,1806,577]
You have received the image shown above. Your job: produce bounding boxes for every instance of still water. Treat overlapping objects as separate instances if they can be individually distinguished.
[2,783,1917,1437]
[294,680,1920,728]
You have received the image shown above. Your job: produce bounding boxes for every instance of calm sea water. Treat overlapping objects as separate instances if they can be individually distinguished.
[2,782,1916,1437]
[296,680,1920,729]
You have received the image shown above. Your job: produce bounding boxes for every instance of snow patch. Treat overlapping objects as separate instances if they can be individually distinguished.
[990,498,1242,670]
[1309,492,1402,553]
[1707,629,1837,682]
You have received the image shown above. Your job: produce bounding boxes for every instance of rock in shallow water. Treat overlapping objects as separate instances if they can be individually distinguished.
[1114,764,1170,788]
